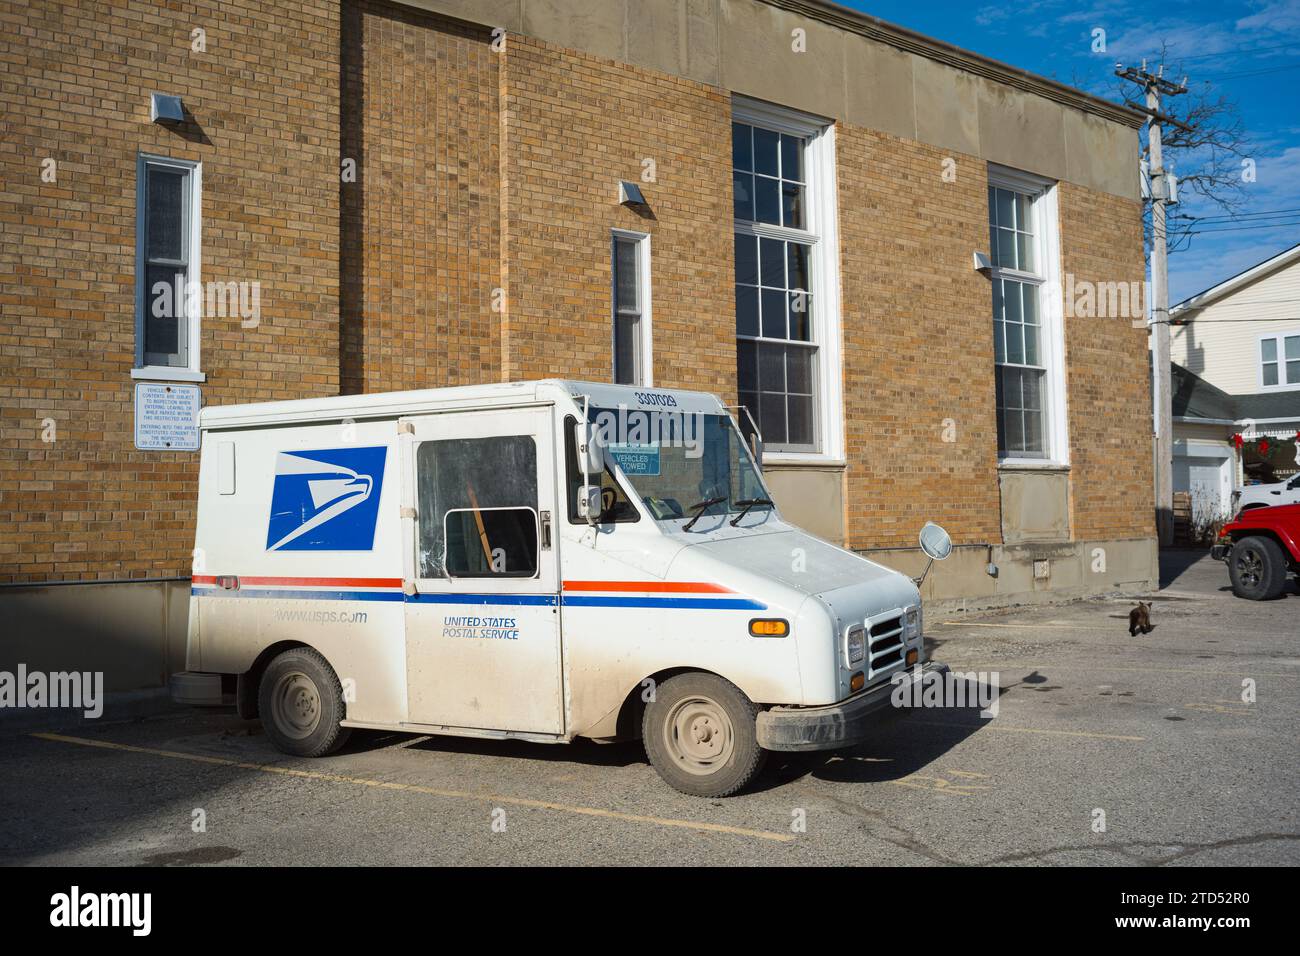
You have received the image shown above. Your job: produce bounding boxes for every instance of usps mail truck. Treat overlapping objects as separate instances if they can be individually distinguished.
[172,380,951,796]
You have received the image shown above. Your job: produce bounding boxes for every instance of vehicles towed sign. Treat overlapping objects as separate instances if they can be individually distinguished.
[265,446,387,551]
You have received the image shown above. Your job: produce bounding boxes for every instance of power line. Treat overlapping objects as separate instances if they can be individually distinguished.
[1163,38,1300,62]
[1174,207,1300,224]
[1199,60,1300,80]
[1184,220,1300,233]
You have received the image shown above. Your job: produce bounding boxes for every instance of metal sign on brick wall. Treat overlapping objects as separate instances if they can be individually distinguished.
[134,382,201,451]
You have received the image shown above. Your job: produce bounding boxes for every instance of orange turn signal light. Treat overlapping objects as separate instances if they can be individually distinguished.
[906,648,919,667]
[850,671,865,692]
[749,618,789,637]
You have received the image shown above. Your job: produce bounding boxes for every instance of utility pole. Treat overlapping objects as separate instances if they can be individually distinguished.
[1117,61,1187,547]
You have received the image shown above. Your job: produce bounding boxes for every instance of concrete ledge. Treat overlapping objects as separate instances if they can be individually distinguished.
[0,687,182,736]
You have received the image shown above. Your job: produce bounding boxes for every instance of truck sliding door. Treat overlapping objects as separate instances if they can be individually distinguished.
[400,406,562,734]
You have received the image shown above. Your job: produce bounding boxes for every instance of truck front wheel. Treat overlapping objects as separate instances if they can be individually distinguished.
[1228,535,1289,601]
[642,673,766,797]
[258,647,351,757]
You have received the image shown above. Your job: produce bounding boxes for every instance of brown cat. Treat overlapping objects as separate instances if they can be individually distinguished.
[1128,601,1153,636]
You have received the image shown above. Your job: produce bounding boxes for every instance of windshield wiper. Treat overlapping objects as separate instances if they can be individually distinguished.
[729,497,774,526]
[683,495,728,531]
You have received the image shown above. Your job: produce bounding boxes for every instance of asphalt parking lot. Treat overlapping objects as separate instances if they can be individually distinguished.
[2,551,1297,866]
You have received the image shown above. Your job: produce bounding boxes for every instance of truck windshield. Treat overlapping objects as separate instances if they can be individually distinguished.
[589,407,768,522]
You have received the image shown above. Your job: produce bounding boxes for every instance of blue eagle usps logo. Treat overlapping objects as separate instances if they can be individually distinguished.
[266,446,387,551]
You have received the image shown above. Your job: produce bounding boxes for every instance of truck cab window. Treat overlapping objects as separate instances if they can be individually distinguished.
[564,415,639,524]
[416,436,538,578]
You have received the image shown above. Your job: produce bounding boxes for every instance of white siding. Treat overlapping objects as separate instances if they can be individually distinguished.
[1171,256,1300,395]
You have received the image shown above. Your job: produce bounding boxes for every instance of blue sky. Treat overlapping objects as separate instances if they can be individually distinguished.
[841,0,1300,302]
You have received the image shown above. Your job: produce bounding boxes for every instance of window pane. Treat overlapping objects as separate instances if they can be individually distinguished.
[416,436,537,579]
[1287,360,1300,384]
[786,345,813,394]
[1006,317,1025,364]
[144,263,183,363]
[759,237,784,287]
[733,172,754,221]
[731,122,752,172]
[754,176,780,225]
[1261,338,1278,362]
[614,238,638,312]
[734,233,758,285]
[780,134,802,182]
[781,182,805,229]
[789,291,811,341]
[443,508,537,577]
[760,288,786,338]
[1285,336,1300,360]
[995,228,1017,270]
[1023,321,1040,366]
[1263,362,1279,387]
[1021,368,1043,410]
[737,340,757,391]
[1002,279,1023,323]
[753,127,779,176]
[995,188,1014,230]
[787,243,809,290]
[1022,406,1044,455]
[147,167,186,261]
[614,312,638,384]
[1002,406,1024,454]
[1021,283,1039,325]
[735,284,759,336]
[787,395,814,446]
[1015,193,1033,234]
[757,342,785,392]
[759,391,786,446]
[1017,232,1036,273]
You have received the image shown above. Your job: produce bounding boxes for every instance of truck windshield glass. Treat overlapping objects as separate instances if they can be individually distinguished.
[589,407,767,522]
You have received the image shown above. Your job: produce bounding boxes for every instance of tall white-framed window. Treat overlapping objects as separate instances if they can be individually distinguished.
[732,98,842,460]
[133,153,204,382]
[611,229,652,386]
[988,164,1066,465]
[1259,331,1300,390]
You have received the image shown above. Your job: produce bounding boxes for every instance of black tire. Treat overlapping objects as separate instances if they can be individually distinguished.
[642,672,766,797]
[1228,535,1289,601]
[257,647,351,757]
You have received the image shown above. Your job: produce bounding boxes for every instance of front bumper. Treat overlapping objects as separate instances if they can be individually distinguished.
[756,660,950,752]
[169,671,231,707]
[1211,542,1231,562]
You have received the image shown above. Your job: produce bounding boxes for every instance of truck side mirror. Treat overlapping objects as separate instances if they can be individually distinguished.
[576,484,602,525]
[574,422,604,475]
[913,521,952,587]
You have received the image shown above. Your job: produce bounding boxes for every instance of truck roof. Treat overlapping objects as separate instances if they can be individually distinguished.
[199,379,729,429]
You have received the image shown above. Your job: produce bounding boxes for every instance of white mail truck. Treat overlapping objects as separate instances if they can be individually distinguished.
[171,380,951,796]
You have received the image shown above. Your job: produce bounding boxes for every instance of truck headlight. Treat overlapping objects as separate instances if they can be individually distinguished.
[904,606,922,641]
[846,626,865,665]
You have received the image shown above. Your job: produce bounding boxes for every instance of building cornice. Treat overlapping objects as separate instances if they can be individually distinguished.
[765,0,1146,128]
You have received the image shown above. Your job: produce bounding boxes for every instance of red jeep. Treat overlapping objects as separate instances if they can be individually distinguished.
[1212,503,1300,600]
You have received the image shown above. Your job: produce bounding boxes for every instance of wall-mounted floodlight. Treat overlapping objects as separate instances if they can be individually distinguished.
[973,250,993,276]
[150,93,185,123]
[618,180,646,206]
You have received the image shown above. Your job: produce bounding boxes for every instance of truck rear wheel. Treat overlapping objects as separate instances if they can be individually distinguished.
[642,673,766,797]
[1228,535,1289,601]
[258,647,351,757]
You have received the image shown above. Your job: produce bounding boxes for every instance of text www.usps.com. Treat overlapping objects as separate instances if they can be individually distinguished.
[274,608,368,625]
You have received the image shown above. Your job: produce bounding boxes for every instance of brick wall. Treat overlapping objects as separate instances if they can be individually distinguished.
[837,127,1003,549]
[341,1,501,394]
[499,35,736,397]
[1059,183,1155,539]
[0,0,340,582]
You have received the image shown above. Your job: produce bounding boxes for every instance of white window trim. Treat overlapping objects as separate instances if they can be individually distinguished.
[611,228,653,387]
[988,163,1068,468]
[1257,330,1300,391]
[732,97,844,464]
[135,152,204,381]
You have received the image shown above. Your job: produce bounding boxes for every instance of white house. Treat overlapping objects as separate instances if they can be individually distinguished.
[1169,242,1300,518]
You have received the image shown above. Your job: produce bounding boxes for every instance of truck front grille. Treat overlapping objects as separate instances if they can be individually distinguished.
[867,612,905,676]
